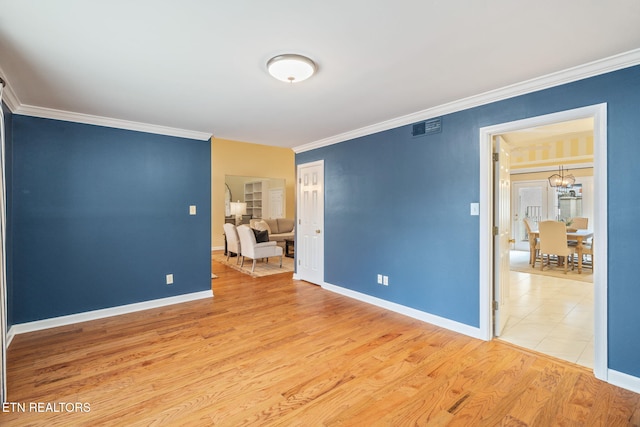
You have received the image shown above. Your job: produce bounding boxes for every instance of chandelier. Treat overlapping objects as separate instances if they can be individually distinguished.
[548,165,575,188]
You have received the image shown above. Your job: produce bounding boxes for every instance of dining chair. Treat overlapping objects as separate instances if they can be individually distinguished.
[538,220,576,274]
[571,217,588,229]
[579,238,594,271]
[567,217,590,247]
[523,217,540,266]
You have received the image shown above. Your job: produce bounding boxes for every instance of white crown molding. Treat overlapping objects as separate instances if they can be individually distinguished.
[1,62,212,140]
[0,67,20,112]
[0,85,20,113]
[511,162,594,175]
[294,48,640,153]
[13,104,212,141]
[512,157,594,170]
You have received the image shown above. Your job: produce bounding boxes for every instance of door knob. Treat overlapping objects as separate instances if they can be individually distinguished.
[316,229,321,234]
[508,239,516,244]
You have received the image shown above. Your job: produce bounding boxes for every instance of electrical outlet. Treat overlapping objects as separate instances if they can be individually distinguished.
[377,274,383,284]
[189,205,197,215]
[166,274,174,285]
[383,275,389,286]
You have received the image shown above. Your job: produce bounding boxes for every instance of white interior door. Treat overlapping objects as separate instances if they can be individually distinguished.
[296,161,324,285]
[494,136,512,337]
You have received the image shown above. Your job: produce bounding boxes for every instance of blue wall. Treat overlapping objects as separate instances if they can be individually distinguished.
[297,65,640,378]
[11,116,211,323]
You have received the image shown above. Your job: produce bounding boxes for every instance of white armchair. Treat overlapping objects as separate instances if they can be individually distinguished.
[236,225,283,273]
[223,223,241,264]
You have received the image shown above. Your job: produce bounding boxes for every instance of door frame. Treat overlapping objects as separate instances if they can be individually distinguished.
[478,103,608,381]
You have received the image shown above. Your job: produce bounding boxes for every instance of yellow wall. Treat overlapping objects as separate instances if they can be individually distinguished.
[511,131,593,170]
[211,138,295,248]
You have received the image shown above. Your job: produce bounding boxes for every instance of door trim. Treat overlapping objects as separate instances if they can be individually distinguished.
[478,103,607,381]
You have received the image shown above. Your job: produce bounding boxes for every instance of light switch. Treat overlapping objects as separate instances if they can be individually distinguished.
[189,205,197,215]
[470,203,480,216]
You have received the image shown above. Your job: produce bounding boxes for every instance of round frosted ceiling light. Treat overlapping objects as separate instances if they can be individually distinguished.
[267,54,316,83]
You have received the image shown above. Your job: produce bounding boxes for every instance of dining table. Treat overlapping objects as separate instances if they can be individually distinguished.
[528,229,593,273]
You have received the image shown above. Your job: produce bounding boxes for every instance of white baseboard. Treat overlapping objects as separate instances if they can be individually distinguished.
[7,289,213,339]
[321,282,484,340]
[6,329,15,348]
[211,246,224,252]
[608,369,640,394]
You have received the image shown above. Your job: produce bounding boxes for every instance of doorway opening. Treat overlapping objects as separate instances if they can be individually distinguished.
[479,104,608,381]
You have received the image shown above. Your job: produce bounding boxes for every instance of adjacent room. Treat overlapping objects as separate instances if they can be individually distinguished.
[498,119,595,368]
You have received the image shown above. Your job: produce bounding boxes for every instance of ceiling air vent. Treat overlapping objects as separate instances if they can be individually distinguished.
[412,117,442,138]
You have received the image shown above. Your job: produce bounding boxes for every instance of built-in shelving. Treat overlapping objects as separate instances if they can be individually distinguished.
[244,180,268,219]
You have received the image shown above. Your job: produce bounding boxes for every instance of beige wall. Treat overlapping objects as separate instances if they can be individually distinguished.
[211,138,295,248]
[511,131,593,170]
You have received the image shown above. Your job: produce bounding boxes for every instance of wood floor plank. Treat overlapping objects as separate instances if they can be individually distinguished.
[1,254,639,426]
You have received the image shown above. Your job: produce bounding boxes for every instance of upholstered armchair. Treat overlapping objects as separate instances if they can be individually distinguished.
[236,225,283,273]
[223,223,241,264]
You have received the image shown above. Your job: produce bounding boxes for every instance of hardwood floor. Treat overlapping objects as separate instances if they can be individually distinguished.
[3,258,639,426]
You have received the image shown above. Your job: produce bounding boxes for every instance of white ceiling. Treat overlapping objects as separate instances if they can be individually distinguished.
[1,1,639,148]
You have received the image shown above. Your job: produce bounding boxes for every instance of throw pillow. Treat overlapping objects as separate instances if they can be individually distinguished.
[253,220,271,234]
[252,228,269,243]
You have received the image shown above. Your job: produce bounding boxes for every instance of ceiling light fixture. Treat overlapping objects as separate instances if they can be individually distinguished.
[267,54,316,83]
[548,165,575,188]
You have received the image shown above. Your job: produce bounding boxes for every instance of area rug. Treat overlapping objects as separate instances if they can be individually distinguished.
[510,251,592,283]
[212,252,294,278]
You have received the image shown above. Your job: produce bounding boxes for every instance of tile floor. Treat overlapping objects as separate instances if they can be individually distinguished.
[499,251,594,368]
